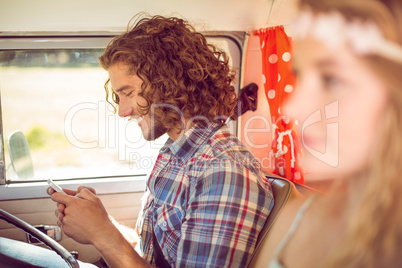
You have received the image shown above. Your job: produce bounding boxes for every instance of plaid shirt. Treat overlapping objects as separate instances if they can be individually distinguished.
[136,122,274,267]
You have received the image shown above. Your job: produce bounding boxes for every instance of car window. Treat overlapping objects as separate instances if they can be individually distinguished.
[0,35,242,183]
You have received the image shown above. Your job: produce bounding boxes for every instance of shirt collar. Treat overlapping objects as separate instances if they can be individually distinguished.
[160,122,224,161]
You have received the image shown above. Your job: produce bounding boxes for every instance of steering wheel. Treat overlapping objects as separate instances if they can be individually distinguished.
[0,208,79,268]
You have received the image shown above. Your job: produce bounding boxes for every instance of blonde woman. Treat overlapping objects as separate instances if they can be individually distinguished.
[264,0,402,267]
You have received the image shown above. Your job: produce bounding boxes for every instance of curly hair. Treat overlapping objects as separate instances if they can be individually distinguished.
[99,14,237,131]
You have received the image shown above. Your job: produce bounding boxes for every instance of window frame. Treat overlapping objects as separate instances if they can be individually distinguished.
[0,93,5,185]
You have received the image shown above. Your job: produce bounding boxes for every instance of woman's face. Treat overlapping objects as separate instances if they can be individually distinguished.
[284,37,388,181]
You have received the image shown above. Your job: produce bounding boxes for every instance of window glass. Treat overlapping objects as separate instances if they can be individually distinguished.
[1,49,167,181]
[0,35,241,182]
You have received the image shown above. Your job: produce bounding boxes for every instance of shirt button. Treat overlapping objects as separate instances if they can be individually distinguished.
[162,222,167,227]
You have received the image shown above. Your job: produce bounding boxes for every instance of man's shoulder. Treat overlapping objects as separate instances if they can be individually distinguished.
[188,125,259,174]
[207,124,241,148]
[185,124,262,176]
[207,125,255,160]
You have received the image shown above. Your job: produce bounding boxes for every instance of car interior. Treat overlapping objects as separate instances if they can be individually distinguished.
[0,0,321,267]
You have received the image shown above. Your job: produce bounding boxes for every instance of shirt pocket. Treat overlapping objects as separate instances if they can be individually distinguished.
[156,204,184,232]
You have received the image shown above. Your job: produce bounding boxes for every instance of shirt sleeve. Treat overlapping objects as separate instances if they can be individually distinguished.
[175,161,274,267]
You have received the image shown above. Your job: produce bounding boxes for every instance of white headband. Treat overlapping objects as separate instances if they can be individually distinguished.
[293,11,402,63]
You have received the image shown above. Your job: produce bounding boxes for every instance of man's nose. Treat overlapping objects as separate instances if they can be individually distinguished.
[117,99,134,118]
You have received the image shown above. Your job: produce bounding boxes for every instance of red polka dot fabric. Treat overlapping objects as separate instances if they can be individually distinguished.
[256,26,304,184]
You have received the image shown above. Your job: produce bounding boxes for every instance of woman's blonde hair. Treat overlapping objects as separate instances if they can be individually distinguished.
[298,0,402,266]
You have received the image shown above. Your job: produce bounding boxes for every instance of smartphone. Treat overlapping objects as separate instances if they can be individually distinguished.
[47,178,66,194]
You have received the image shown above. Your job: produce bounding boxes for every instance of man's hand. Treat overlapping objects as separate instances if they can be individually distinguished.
[48,186,113,245]
[47,186,96,224]
[47,185,151,267]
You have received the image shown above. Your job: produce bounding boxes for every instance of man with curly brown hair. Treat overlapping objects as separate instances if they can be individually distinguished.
[50,15,273,268]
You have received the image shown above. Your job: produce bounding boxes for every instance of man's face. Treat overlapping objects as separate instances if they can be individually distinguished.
[108,62,167,141]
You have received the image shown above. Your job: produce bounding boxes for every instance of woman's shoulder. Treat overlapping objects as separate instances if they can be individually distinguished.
[251,196,313,267]
[270,193,343,268]
[270,195,314,241]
